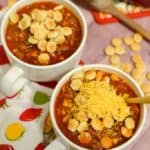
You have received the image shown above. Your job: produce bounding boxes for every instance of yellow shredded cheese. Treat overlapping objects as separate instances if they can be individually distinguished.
[72,80,131,122]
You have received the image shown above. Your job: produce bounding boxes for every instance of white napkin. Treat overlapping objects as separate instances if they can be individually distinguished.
[0,67,53,150]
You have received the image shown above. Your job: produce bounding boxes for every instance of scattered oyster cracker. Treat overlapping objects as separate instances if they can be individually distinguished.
[103,34,149,95]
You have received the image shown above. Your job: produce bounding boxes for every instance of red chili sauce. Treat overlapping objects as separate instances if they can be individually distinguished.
[6,2,82,65]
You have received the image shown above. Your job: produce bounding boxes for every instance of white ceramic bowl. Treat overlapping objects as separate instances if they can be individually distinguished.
[50,64,147,150]
[0,0,87,81]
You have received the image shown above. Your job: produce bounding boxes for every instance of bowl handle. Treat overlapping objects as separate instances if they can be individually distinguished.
[45,138,69,150]
[0,66,28,96]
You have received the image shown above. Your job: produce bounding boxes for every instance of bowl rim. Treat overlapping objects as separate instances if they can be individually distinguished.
[50,64,147,150]
[0,0,87,69]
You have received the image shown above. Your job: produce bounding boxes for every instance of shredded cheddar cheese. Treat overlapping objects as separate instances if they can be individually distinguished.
[72,80,131,122]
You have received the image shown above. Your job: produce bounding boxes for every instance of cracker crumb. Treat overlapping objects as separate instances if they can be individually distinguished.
[112,38,122,47]
[124,36,134,45]
[110,55,121,65]
[104,46,115,56]
[133,33,143,43]
[130,43,141,52]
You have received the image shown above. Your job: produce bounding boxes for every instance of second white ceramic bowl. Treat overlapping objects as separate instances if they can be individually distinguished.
[50,64,147,150]
[0,0,87,81]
